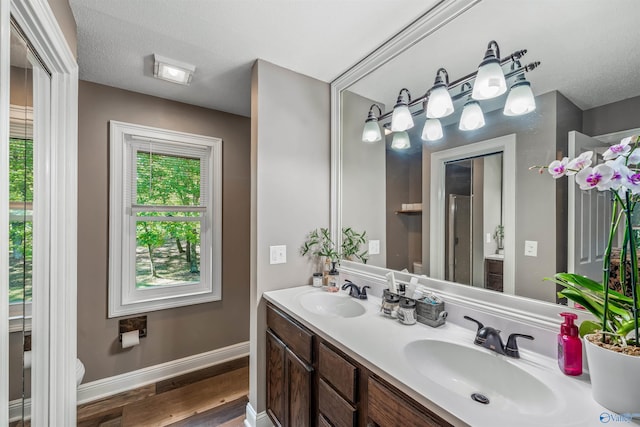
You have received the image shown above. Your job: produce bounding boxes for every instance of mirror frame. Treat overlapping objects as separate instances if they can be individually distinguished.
[330,0,481,244]
[1,0,78,424]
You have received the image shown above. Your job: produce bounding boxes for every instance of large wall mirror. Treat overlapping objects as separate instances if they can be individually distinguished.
[336,0,640,304]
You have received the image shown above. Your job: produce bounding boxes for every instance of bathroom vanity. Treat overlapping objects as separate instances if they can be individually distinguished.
[263,282,624,427]
[266,303,450,427]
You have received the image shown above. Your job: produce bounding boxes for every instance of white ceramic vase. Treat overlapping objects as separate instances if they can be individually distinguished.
[584,334,640,415]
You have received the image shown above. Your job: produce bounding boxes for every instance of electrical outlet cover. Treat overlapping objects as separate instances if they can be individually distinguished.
[270,245,286,264]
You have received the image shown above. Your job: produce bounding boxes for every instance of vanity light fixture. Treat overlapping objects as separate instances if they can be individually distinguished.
[503,73,536,116]
[459,83,485,131]
[362,104,383,142]
[422,118,444,142]
[153,54,196,85]
[426,68,454,119]
[391,131,411,150]
[472,40,507,100]
[391,88,414,132]
[359,41,540,142]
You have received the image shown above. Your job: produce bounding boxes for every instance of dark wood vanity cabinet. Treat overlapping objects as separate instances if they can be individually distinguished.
[367,377,451,427]
[266,305,314,427]
[318,343,358,427]
[484,258,504,292]
[266,302,453,427]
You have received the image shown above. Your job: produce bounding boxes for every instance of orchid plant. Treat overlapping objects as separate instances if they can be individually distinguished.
[535,135,640,347]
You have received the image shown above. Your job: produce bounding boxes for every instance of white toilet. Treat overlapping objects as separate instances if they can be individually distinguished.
[24,352,85,386]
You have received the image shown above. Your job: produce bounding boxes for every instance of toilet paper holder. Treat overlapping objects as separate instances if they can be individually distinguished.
[119,316,147,341]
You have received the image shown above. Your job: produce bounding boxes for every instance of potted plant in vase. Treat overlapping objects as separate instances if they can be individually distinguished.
[301,228,339,282]
[534,136,640,414]
[493,225,504,255]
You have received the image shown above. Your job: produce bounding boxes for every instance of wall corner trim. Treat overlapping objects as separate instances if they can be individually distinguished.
[77,341,249,406]
[244,402,274,427]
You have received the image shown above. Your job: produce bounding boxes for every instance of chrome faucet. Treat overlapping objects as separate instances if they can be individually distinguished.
[341,280,370,300]
[464,315,534,358]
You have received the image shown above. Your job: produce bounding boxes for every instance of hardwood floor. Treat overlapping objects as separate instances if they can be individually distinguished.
[76,356,249,427]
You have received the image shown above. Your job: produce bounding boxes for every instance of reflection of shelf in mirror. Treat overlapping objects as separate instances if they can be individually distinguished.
[395,209,422,215]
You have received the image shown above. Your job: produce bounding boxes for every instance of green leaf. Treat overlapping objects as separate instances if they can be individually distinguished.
[579,320,601,338]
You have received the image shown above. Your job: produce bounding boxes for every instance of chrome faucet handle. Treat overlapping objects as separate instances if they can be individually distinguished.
[505,333,534,358]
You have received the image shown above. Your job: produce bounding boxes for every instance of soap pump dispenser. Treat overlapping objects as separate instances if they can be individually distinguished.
[558,312,582,376]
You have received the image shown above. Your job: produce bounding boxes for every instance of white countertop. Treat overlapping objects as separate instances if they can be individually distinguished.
[264,285,631,427]
[485,254,505,260]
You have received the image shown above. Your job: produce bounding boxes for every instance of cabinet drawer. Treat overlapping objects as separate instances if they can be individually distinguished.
[319,342,358,403]
[267,304,313,364]
[485,259,503,274]
[367,377,451,427]
[319,378,356,427]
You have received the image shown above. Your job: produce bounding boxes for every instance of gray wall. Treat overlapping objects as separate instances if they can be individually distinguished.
[583,94,640,136]
[47,0,77,57]
[77,81,250,382]
[341,91,386,267]
[249,60,330,413]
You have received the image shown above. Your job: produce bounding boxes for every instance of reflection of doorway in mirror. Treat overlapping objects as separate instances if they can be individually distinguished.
[444,154,503,288]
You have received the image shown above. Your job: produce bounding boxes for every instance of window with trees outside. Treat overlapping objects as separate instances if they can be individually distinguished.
[109,121,222,317]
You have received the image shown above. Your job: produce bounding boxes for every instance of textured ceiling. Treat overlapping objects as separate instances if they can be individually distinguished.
[69,0,437,117]
[349,0,640,113]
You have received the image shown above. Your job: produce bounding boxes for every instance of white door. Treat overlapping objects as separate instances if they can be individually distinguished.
[567,131,611,281]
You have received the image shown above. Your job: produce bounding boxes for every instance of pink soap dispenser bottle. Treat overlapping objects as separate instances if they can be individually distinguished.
[558,312,582,376]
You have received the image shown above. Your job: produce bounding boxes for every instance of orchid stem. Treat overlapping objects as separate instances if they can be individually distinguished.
[625,192,639,345]
[602,191,618,340]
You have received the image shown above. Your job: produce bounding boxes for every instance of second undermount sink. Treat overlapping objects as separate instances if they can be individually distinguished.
[298,292,366,318]
[403,339,558,415]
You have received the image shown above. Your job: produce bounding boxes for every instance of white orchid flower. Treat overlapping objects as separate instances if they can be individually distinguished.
[566,151,593,175]
[604,156,626,191]
[622,165,640,194]
[575,164,614,191]
[603,137,632,160]
[548,157,569,178]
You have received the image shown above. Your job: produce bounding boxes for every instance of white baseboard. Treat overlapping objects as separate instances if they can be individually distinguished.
[77,341,249,405]
[244,402,274,427]
[9,398,30,422]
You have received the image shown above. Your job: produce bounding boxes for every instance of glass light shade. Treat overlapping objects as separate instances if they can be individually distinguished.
[391,131,411,150]
[459,100,485,131]
[362,119,382,142]
[472,60,507,100]
[391,104,414,132]
[503,80,536,116]
[426,86,454,118]
[421,119,443,141]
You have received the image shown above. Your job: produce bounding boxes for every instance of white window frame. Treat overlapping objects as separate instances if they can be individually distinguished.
[109,121,222,318]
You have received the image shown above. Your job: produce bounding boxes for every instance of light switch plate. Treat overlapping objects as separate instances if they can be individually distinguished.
[369,240,380,255]
[524,240,538,257]
[270,245,286,264]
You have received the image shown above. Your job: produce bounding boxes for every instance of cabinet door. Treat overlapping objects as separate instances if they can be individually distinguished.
[266,330,286,427]
[367,377,451,427]
[286,346,314,427]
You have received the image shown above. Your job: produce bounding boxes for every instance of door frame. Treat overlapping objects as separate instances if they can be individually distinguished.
[430,134,516,294]
[1,0,78,424]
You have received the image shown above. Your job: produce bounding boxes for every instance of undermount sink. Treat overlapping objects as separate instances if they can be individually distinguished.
[403,339,558,415]
[298,292,366,318]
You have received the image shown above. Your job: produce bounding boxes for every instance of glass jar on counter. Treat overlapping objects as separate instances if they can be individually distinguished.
[312,273,323,287]
[381,293,400,318]
[397,298,417,325]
